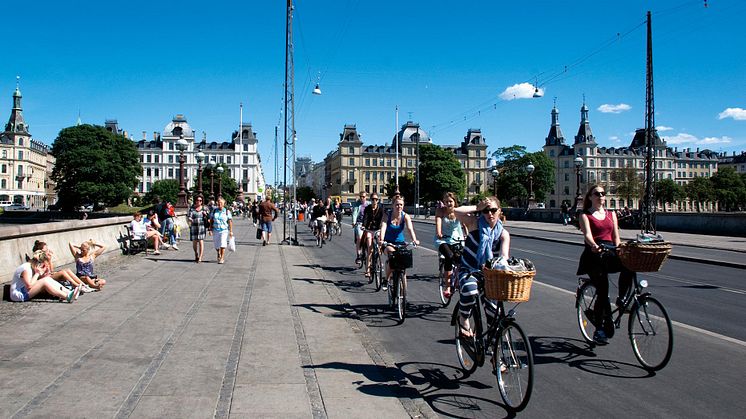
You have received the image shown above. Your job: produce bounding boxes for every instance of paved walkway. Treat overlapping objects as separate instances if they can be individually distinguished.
[0,218,433,418]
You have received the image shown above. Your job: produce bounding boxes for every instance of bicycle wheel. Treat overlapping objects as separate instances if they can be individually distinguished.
[328,225,333,241]
[454,302,482,374]
[628,296,673,371]
[576,280,598,344]
[387,272,395,307]
[438,260,453,307]
[494,322,534,411]
[358,241,367,269]
[373,251,383,291]
[396,271,406,322]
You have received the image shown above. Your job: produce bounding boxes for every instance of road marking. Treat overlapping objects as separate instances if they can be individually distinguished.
[533,281,746,348]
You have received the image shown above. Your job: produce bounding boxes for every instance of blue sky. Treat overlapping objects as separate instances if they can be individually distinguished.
[3,0,744,184]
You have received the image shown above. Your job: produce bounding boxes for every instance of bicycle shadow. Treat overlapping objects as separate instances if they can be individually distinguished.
[530,335,654,378]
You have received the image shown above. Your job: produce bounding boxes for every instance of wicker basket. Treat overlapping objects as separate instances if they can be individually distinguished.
[617,241,672,272]
[482,267,536,302]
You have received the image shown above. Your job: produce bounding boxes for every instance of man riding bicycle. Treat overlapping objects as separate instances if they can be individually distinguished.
[310,198,328,243]
[352,192,368,263]
[361,192,384,278]
[324,197,336,240]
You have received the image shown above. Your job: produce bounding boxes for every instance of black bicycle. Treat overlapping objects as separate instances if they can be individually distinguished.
[368,231,384,291]
[382,241,415,322]
[438,241,463,306]
[575,244,673,371]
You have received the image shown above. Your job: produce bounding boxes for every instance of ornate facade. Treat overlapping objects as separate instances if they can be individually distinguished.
[543,103,719,212]
[134,114,266,201]
[0,84,52,208]
[318,122,488,203]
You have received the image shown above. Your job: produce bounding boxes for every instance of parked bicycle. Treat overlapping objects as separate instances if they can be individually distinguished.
[381,241,416,322]
[452,268,534,411]
[576,243,673,371]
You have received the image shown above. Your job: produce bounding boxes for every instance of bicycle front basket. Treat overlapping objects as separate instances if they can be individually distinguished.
[389,248,413,270]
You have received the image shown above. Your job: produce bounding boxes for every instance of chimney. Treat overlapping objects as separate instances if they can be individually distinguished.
[154,131,158,141]
[123,130,128,139]
[696,147,700,153]
[142,131,147,140]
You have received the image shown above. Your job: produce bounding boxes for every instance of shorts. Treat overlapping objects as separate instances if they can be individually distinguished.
[213,230,229,249]
[259,220,273,233]
[10,285,30,302]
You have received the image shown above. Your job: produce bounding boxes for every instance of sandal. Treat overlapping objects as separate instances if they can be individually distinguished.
[458,317,474,338]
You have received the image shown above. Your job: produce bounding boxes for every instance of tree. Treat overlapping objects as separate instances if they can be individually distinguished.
[145,179,179,205]
[491,146,554,207]
[386,173,415,203]
[296,186,316,203]
[684,176,714,212]
[195,164,238,203]
[611,165,643,208]
[418,143,466,203]
[655,178,684,212]
[710,166,746,212]
[51,124,141,211]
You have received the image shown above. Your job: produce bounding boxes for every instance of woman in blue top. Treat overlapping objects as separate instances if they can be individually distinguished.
[379,195,420,284]
[208,197,234,264]
[453,196,510,337]
[435,192,465,298]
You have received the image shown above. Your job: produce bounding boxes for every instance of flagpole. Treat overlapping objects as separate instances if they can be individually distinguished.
[395,105,399,195]
[239,102,243,199]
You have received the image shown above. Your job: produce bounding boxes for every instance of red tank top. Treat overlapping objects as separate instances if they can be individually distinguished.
[586,211,614,242]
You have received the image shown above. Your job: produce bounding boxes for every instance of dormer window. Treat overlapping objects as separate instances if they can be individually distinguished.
[172,127,183,136]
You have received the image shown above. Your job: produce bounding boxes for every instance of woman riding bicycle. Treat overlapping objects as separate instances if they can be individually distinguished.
[435,192,465,299]
[379,195,419,285]
[454,196,510,338]
[361,192,384,278]
[577,184,634,345]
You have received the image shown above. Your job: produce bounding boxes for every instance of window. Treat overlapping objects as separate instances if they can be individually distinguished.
[0,164,5,173]
[380,185,385,193]
[349,146,354,154]
[154,155,159,163]
[549,149,555,157]
[564,186,570,195]
[372,158,377,166]
[146,155,152,163]
[17,165,23,175]
[365,185,370,193]
[589,159,595,167]
[379,158,384,166]
[168,155,174,164]
[379,172,384,180]
[154,168,159,177]
[18,151,23,160]
[610,159,616,168]
[387,159,392,167]
[365,158,370,166]
[244,144,249,152]
[564,173,569,181]
[0,179,5,188]
[564,160,570,168]
[476,160,481,168]
[408,159,414,167]
[168,168,174,177]
[146,168,152,177]
[243,156,249,164]
[227,156,232,164]
[168,142,174,151]
[219,156,224,163]
[365,171,370,180]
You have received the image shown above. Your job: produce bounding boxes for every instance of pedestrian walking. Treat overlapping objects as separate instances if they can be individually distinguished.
[258,195,279,246]
[208,197,233,264]
[188,195,209,263]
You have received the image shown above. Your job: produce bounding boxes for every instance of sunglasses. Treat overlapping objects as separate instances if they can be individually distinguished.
[482,207,500,214]
[593,191,607,197]
[371,197,379,201]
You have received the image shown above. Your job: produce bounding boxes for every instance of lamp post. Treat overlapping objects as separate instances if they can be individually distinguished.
[176,136,189,208]
[414,126,420,217]
[196,151,205,196]
[207,162,215,201]
[526,161,535,209]
[574,157,584,210]
[491,166,499,197]
[216,166,224,198]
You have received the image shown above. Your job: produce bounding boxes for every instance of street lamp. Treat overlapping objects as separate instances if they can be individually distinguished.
[207,161,215,201]
[176,136,189,208]
[196,151,205,196]
[414,126,420,217]
[216,166,224,198]
[491,166,499,197]
[574,156,584,210]
[526,161,535,209]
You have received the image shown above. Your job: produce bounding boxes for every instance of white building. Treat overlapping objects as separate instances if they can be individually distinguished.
[134,114,266,201]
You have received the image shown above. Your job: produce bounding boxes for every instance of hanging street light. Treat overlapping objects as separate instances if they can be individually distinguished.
[312,84,322,95]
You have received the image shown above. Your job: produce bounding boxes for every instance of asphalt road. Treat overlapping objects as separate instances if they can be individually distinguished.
[298,218,746,418]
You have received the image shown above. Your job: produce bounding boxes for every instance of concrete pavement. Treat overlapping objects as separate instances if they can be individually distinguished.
[0,218,434,418]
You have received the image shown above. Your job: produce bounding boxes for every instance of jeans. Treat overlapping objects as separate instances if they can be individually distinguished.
[161,217,176,246]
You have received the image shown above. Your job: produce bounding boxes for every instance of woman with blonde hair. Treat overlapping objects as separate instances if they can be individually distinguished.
[453,196,510,337]
[10,250,81,302]
[32,240,94,293]
[69,240,107,290]
[379,195,420,286]
[208,196,233,264]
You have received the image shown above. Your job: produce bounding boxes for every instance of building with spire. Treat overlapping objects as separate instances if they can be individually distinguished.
[0,81,52,208]
[543,102,719,212]
[134,114,266,201]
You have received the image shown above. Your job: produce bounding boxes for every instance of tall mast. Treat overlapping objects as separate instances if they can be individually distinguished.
[395,105,400,194]
[640,10,656,233]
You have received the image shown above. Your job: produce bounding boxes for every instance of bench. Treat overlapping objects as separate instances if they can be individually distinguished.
[124,225,149,255]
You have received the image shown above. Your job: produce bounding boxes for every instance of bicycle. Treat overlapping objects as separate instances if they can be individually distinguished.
[451,270,534,411]
[313,218,326,248]
[575,243,673,371]
[438,241,464,307]
[327,219,338,241]
[381,241,416,322]
[368,231,383,291]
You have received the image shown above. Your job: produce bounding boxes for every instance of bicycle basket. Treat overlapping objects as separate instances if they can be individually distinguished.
[389,248,413,270]
[616,241,672,272]
[482,267,535,302]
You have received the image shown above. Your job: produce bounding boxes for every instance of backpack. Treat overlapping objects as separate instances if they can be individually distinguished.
[167,202,175,217]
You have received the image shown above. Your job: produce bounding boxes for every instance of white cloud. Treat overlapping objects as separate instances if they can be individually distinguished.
[664,132,732,146]
[597,103,631,114]
[718,108,746,120]
[609,135,620,142]
[656,125,674,132]
[499,83,541,100]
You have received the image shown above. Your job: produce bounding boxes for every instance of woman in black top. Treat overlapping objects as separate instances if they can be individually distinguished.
[361,192,384,277]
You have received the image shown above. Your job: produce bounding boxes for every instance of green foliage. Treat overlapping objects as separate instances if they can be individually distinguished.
[418,143,466,203]
[684,176,715,212]
[51,124,141,211]
[655,178,685,211]
[296,186,316,203]
[386,173,415,203]
[469,192,488,205]
[710,166,746,211]
[611,165,643,205]
[491,147,554,207]
[146,179,179,205]
[197,164,238,203]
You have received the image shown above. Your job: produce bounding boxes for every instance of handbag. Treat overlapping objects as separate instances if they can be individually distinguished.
[256,228,263,240]
[228,236,236,252]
